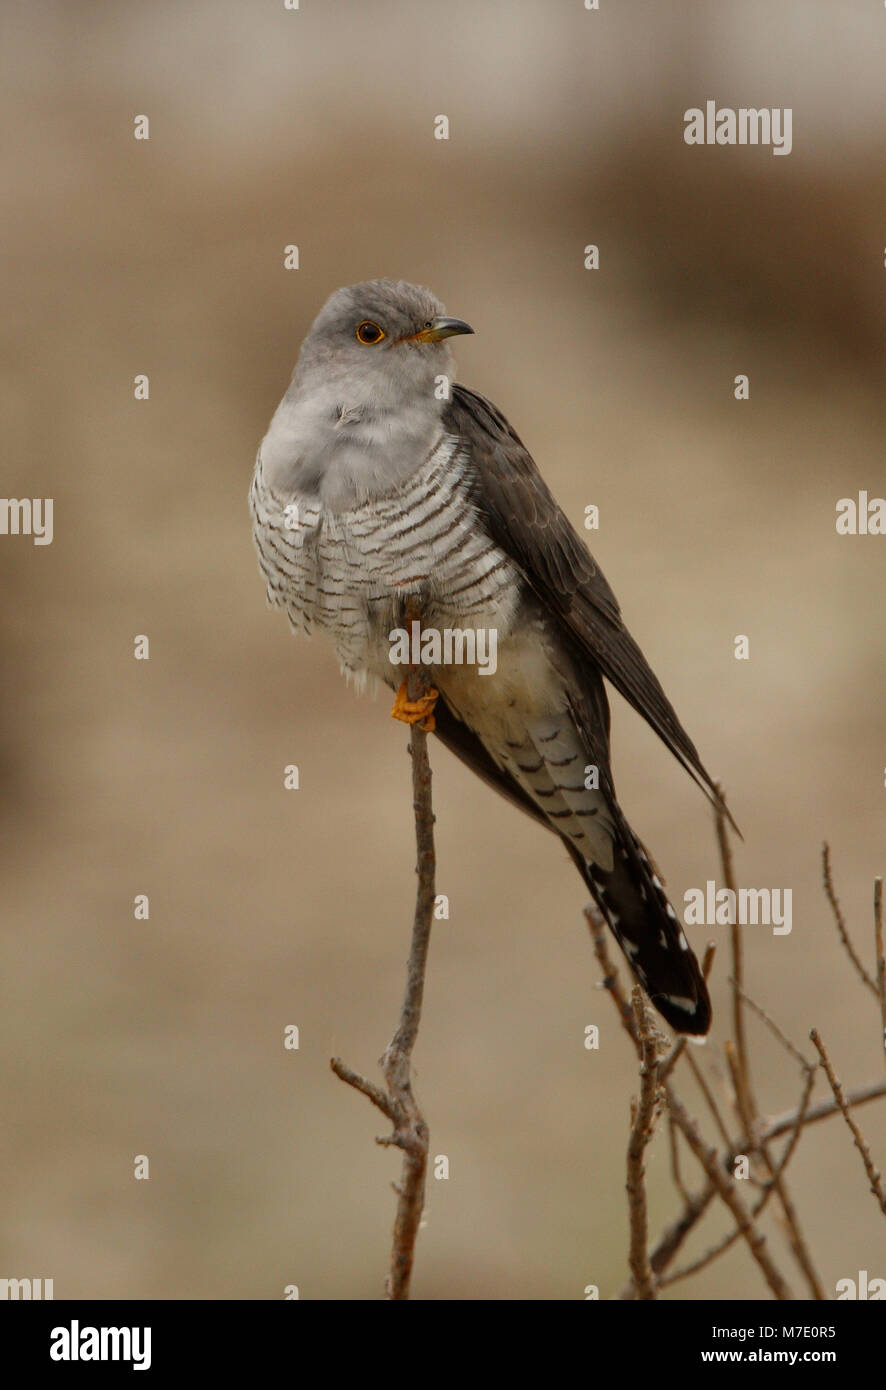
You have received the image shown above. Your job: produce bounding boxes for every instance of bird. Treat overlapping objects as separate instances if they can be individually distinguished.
[250,279,727,1035]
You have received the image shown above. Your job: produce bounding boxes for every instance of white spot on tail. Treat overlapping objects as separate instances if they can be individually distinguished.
[664,993,696,1012]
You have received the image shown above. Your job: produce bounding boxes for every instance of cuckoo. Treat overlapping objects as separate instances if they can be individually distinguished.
[250,280,726,1035]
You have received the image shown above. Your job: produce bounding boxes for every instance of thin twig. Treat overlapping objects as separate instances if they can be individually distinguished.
[330,599,437,1299]
[701,940,717,982]
[723,1043,825,1296]
[589,907,724,1298]
[589,909,720,1297]
[716,812,824,1295]
[585,903,640,1052]
[822,843,877,996]
[715,784,756,1137]
[661,1065,816,1288]
[328,1059,395,1121]
[810,1029,886,1215]
[626,990,662,1299]
[728,979,811,1068]
[594,831,886,1298]
[685,1047,736,1154]
[875,879,886,1070]
[727,1080,886,1161]
[668,1114,690,1204]
[619,1066,886,1295]
[664,1084,794,1300]
[644,1184,716,1282]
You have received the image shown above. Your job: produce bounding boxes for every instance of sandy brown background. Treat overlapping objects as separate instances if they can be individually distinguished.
[2,0,885,1299]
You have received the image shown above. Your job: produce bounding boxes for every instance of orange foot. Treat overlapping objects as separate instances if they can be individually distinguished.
[390,680,439,733]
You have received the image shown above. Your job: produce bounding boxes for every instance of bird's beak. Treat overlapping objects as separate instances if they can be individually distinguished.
[412,316,474,343]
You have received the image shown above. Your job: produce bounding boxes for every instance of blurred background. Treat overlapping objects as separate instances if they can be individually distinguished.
[2,0,885,1300]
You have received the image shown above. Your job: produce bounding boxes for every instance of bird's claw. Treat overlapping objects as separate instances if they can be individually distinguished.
[391,680,438,732]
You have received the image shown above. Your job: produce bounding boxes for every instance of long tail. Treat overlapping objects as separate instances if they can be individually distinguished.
[570,830,711,1036]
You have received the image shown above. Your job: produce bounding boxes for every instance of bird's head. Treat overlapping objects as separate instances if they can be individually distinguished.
[292,279,473,412]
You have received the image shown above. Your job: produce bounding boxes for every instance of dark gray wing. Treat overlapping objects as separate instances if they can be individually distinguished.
[445,384,730,820]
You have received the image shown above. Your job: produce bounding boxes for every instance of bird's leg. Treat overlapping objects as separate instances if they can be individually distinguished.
[391,681,439,733]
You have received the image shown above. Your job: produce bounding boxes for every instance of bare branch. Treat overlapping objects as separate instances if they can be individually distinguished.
[822,843,877,996]
[664,1084,794,1300]
[715,783,755,1135]
[329,1058,395,1122]
[714,811,825,1296]
[645,1183,716,1281]
[810,1029,886,1216]
[584,902,641,1052]
[626,990,663,1299]
[723,1044,825,1297]
[623,1075,886,1295]
[875,878,886,1071]
[594,810,886,1300]
[668,1113,691,1204]
[724,1079,886,1162]
[331,599,437,1299]
[686,1047,736,1154]
[661,1065,816,1288]
[729,979,811,1068]
[701,940,718,982]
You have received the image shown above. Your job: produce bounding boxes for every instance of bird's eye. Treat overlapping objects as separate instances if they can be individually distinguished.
[356,320,385,345]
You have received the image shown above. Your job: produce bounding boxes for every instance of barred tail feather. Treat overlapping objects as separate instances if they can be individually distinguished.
[575,833,711,1036]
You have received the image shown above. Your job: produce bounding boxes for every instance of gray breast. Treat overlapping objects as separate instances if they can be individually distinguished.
[249,433,521,686]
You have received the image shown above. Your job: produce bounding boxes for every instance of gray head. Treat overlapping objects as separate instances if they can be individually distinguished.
[262,280,474,507]
[291,279,473,406]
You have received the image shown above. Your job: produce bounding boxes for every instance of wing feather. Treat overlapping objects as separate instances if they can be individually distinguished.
[445,384,732,821]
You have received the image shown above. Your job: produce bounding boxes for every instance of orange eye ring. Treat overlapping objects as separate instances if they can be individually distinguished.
[356,320,385,345]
